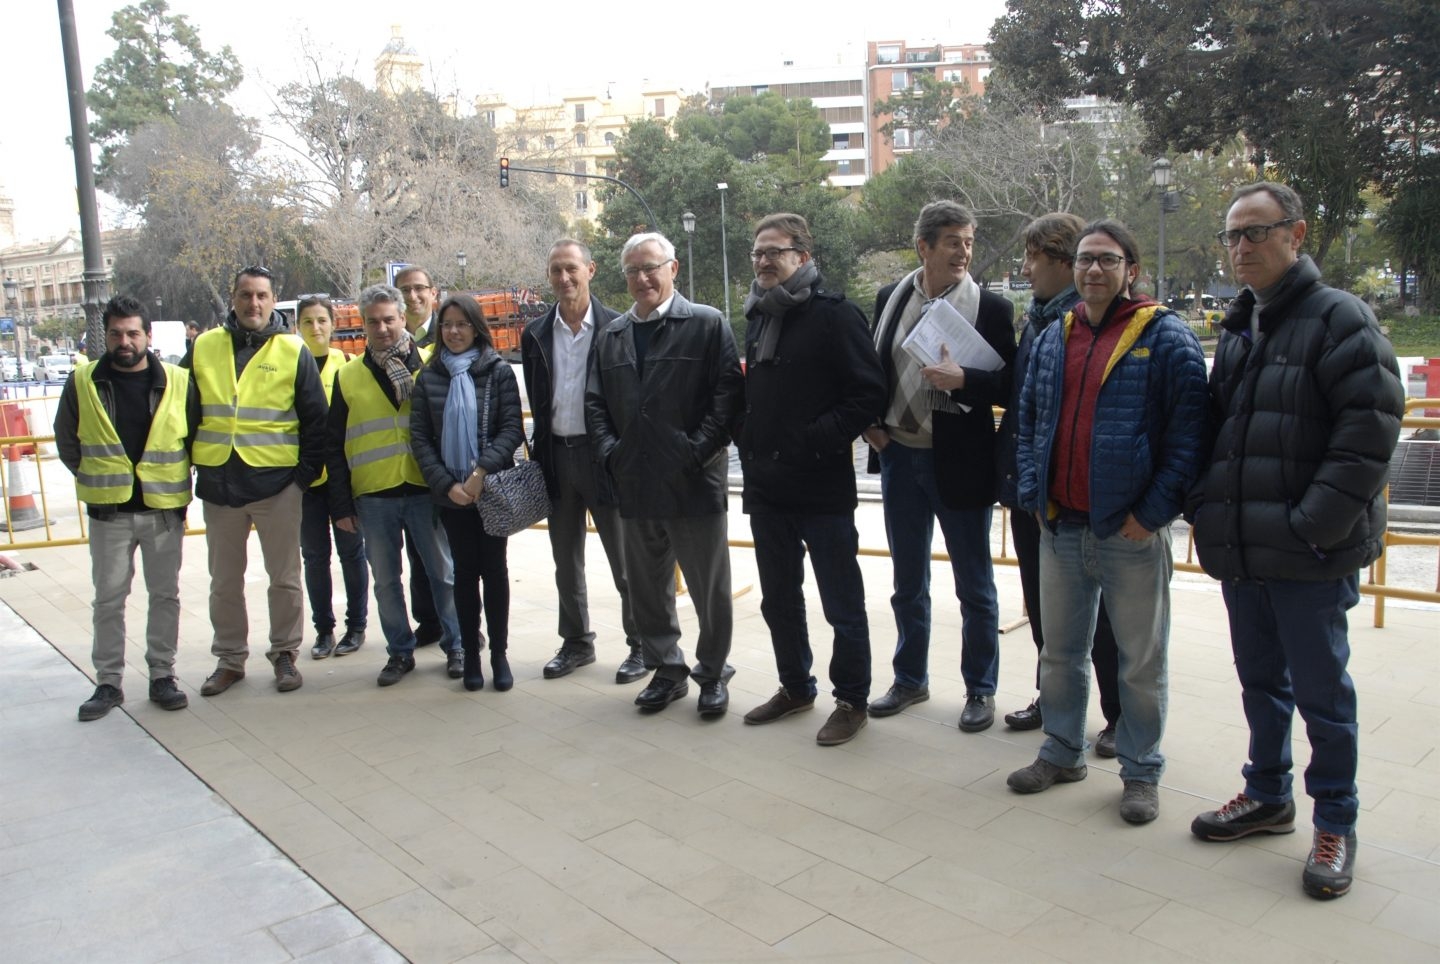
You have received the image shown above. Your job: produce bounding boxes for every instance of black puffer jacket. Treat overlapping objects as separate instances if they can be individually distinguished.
[411,347,524,507]
[1188,256,1404,581]
[584,293,743,519]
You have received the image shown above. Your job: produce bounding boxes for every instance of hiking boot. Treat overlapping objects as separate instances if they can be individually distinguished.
[377,654,415,687]
[744,687,815,725]
[78,683,124,721]
[958,693,995,732]
[200,666,245,697]
[1120,780,1160,824]
[867,683,929,717]
[273,652,303,692]
[148,677,188,711]
[1095,723,1118,758]
[311,632,336,659]
[1004,699,1043,730]
[816,701,867,746]
[1007,757,1088,794]
[1302,829,1356,900]
[1191,793,1297,842]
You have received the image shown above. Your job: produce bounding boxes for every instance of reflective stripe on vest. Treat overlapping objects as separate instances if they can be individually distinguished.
[336,355,425,496]
[191,329,305,468]
[74,361,193,507]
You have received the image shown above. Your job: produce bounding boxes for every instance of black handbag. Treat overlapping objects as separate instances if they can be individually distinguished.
[475,376,550,537]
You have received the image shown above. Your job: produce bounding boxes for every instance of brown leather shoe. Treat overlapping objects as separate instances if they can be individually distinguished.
[816,700,867,746]
[744,687,815,725]
[273,651,303,692]
[200,666,245,697]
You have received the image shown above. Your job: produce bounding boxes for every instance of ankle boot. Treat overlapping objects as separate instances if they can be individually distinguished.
[491,648,513,691]
[462,643,484,692]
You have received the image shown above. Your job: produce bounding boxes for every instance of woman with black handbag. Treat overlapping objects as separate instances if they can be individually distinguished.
[411,296,524,692]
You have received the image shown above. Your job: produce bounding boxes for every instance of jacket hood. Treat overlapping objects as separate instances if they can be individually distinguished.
[223,308,290,349]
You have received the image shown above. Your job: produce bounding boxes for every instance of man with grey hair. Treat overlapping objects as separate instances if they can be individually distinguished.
[522,238,645,684]
[191,266,330,697]
[585,232,744,716]
[327,284,463,688]
[863,201,1015,731]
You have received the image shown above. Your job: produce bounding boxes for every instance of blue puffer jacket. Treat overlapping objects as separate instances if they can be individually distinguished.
[1017,297,1209,538]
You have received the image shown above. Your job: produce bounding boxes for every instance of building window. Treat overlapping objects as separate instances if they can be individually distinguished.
[877,44,900,64]
[653,98,666,118]
[835,160,851,176]
[832,133,849,149]
[576,131,587,147]
[516,136,528,151]
[575,104,585,122]
[604,132,615,146]
[575,191,588,212]
[481,110,496,127]
[574,160,587,184]
[893,128,911,149]
[891,70,908,92]
[544,136,556,150]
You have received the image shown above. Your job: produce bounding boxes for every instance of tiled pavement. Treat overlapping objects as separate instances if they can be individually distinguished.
[2,504,1437,963]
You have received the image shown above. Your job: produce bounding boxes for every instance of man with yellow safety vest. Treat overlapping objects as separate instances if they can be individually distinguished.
[327,284,462,687]
[56,295,197,721]
[190,266,330,696]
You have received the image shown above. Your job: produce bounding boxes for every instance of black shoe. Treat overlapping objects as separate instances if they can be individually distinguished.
[445,650,464,679]
[958,693,995,732]
[148,677,188,711]
[311,631,336,659]
[1191,793,1297,841]
[462,647,484,692]
[543,647,596,679]
[867,683,929,717]
[78,683,124,722]
[634,675,688,711]
[377,655,415,687]
[333,629,365,657]
[1095,723,1118,758]
[1004,699,1043,731]
[1303,829,1357,900]
[615,649,647,685]
[697,680,729,717]
[491,652,513,691]
[414,623,443,647]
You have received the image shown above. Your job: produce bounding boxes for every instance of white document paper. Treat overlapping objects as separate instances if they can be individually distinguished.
[901,298,1005,371]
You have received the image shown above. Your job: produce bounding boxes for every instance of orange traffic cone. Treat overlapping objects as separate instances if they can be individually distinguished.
[4,444,50,533]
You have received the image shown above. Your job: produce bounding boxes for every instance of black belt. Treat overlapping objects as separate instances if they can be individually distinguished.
[1055,504,1090,526]
[555,434,590,447]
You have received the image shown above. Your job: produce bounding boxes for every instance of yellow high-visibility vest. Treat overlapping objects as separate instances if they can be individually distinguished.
[191,328,304,468]
[74,360,192,508]
[336,355,425,496]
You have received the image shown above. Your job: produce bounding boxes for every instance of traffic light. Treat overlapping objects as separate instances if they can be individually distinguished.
[499,157,510,188]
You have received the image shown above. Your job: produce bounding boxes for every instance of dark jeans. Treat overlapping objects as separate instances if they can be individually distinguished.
[751,511,871,708]
[1010,508,1119,725]
[440,507,510,655]
[1222,574,1361,835]
[300,486,368,633]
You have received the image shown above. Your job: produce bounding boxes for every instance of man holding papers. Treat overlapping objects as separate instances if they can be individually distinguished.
[863,200,1016,732]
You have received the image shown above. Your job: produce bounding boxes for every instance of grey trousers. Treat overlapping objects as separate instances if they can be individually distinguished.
[90,509,184,687]
[204,484,305,671]
[621,512,732,683]
[547,439,637,654]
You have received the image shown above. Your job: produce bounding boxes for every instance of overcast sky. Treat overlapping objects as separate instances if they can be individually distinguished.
[3,0,1009,242]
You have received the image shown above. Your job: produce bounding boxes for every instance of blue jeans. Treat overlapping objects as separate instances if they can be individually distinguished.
[1037,522,1172,783]
[751,511,871,707]
[1222,575,1360,835]
[355,494,460,657]
[879,442,998,694]
[300,486,368,633]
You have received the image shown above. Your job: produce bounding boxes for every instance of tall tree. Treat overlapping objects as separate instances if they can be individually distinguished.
[86,0,243,183]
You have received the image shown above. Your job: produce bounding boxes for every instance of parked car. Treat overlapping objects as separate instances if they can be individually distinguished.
[34,354,75,383]
[1,354,33,381]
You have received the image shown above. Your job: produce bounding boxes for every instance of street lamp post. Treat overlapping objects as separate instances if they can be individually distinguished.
[716,183,730,321]
[3,277,18,377]
[1152,158,1173,305]
[456,250,468,291]
[681,211,696,300]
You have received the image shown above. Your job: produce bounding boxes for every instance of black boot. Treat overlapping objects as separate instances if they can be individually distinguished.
[462,643,484,692]
[491,647,513,692]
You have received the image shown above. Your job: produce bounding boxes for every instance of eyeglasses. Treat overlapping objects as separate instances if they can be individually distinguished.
[239,265,273,278]
[750,246,800,262]
[398,284,435,295]
[1074,253,1129,270]
[1216,218,1297,247]
[439,320,473,331]
[622,259,674,280]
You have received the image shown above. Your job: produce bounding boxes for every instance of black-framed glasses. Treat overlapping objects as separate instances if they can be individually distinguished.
[1216,218,1297,247]
[750,246,800,262]
[1074,253,1129,270]
[622,259,674,280]
[397,284,435,295]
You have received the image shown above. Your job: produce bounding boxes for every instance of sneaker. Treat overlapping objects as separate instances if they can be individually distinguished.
[445,650,464,679]
[377,654,415,687]
[816,701,867,746]
[273,652,303,692]
[333,629,365,657]
[200,666,245,697]
[1191,793,1297,841]
[1004,699,1043,731]
[1007,757,1088,794]
[148,677,188,711]
[311,631,336,659]
[1095,724,1118,758]
[1302,829,1356,900]
[867,683,929,717]
[958,693,995,732]
[78,683,124,721]
[1120,780,1160,824]
[744,687,816,725]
